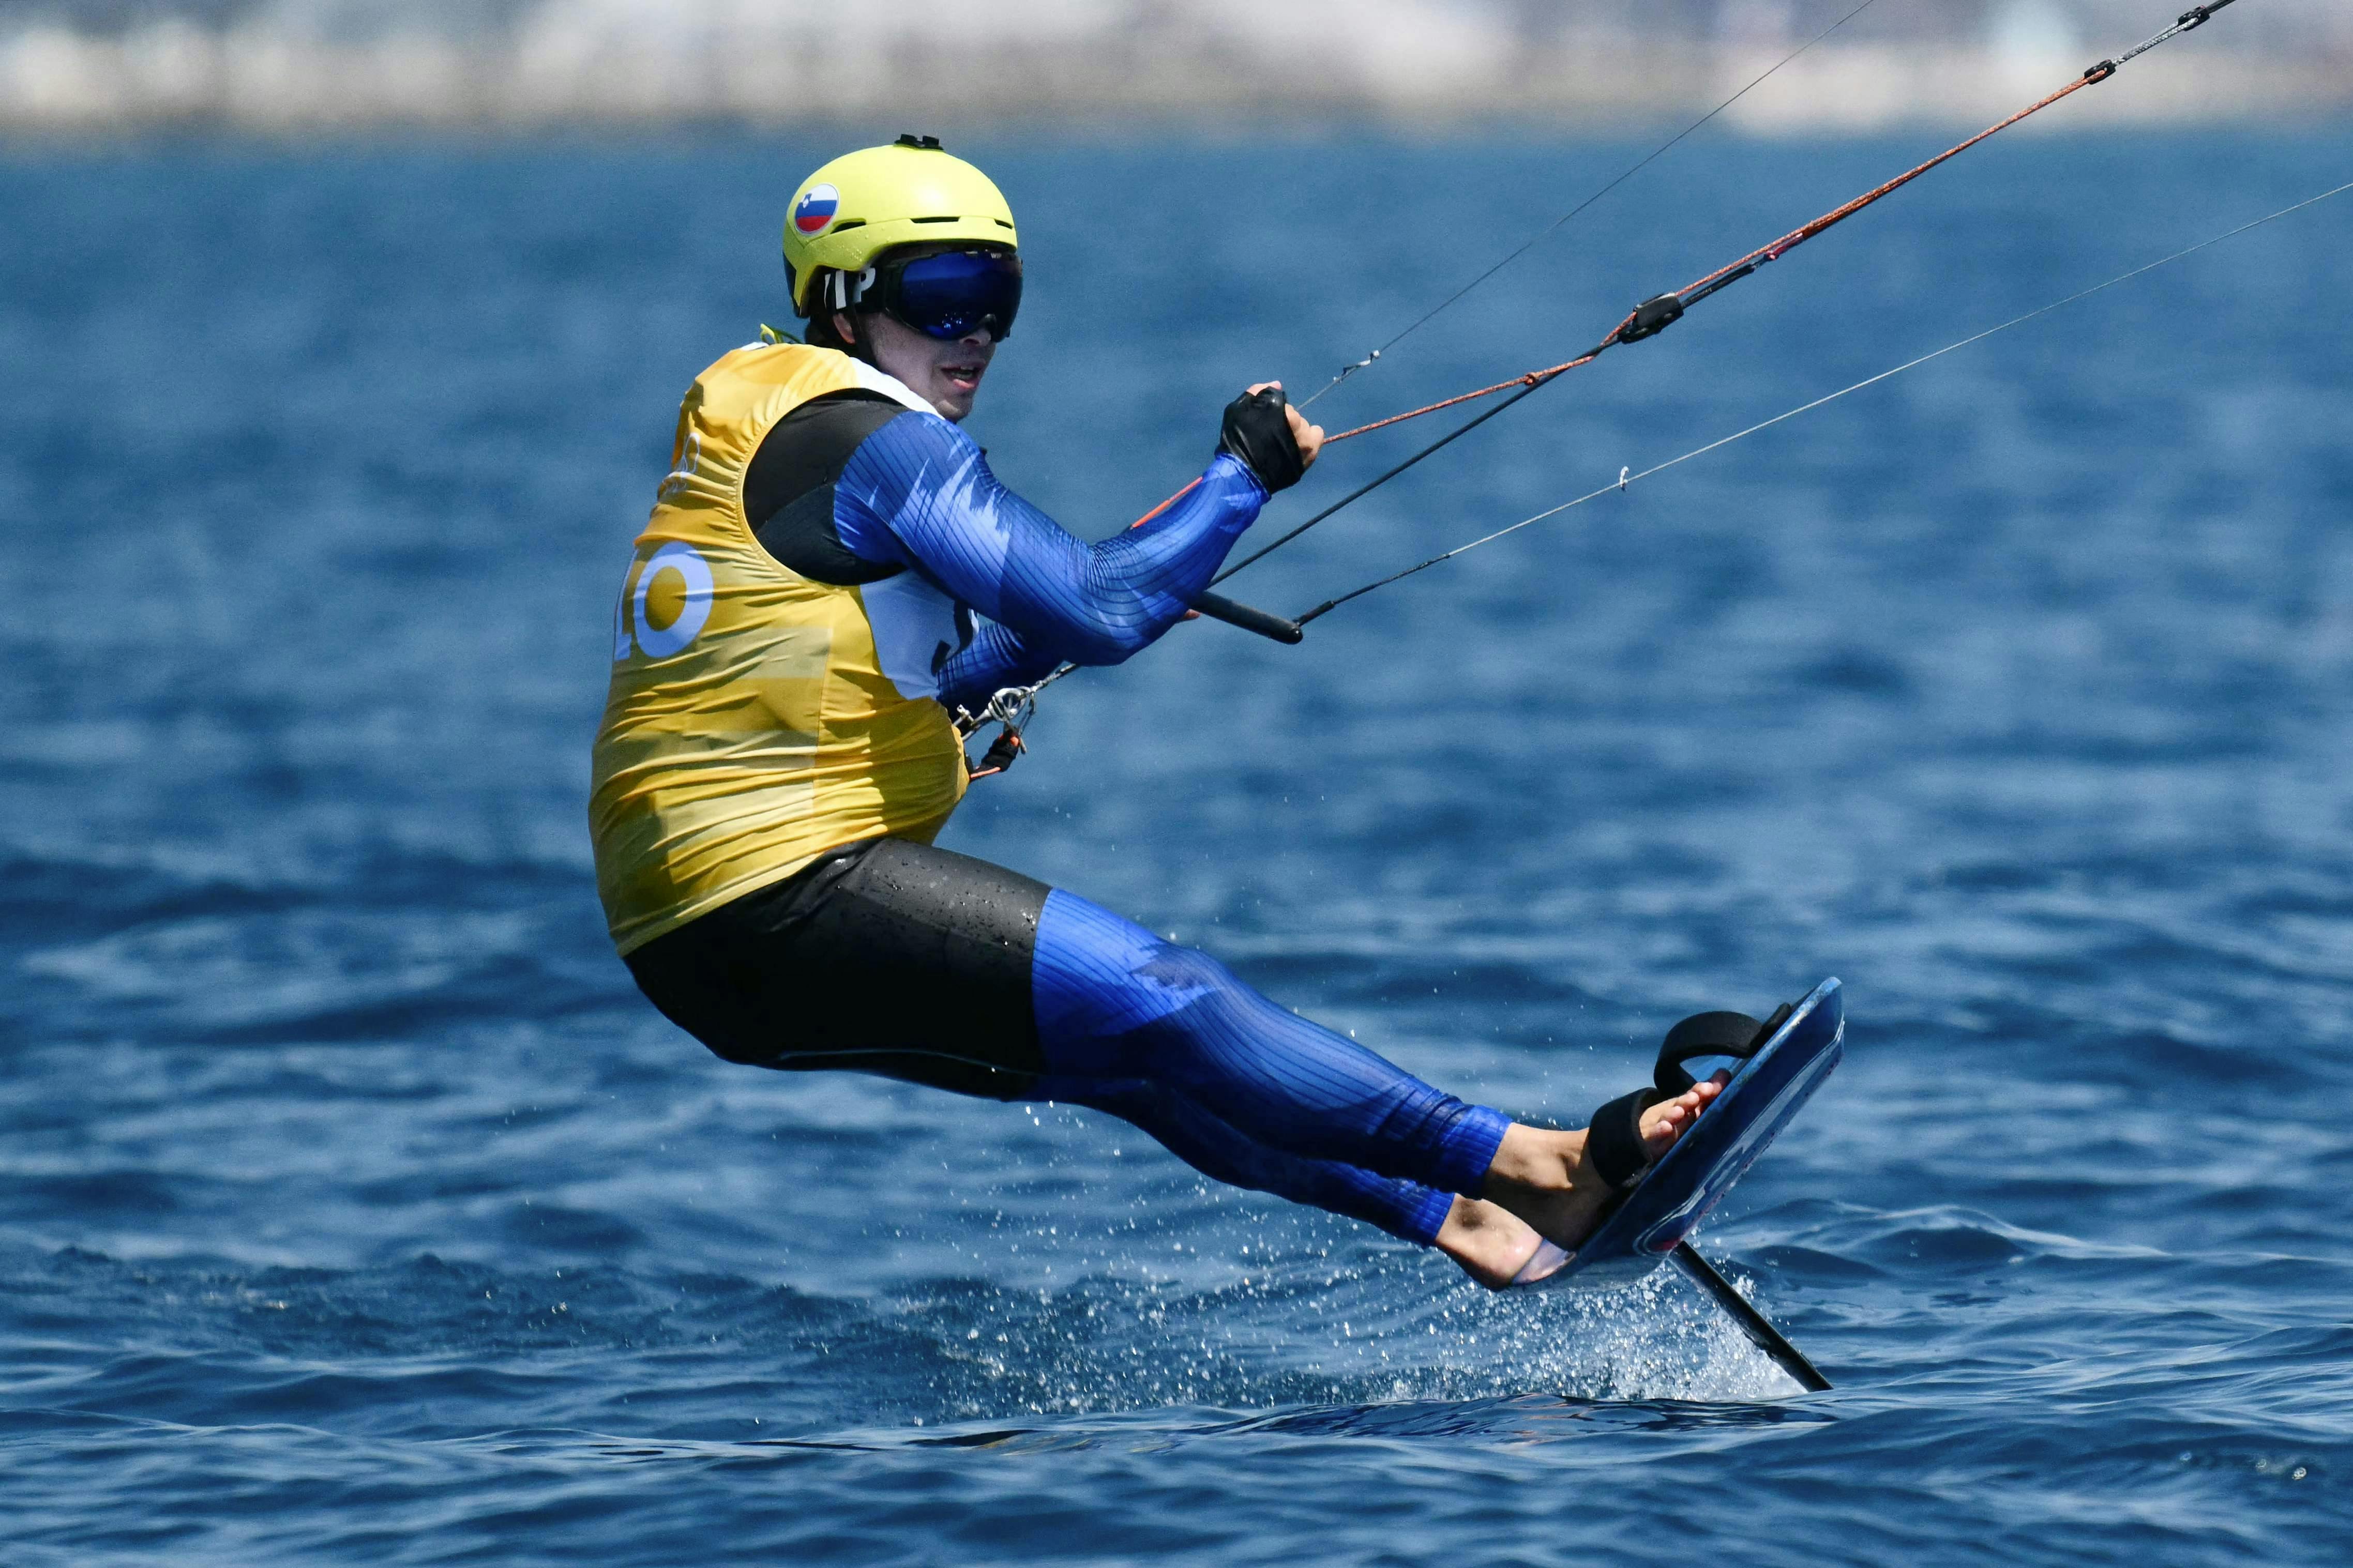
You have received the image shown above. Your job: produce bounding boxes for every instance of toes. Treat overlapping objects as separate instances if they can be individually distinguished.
[1633,1069,1739,1151]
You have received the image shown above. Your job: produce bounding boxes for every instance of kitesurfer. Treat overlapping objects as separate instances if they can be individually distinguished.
[590,136,1727,1289]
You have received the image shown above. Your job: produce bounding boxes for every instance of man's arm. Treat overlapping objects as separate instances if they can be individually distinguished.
[833,412,1272,669]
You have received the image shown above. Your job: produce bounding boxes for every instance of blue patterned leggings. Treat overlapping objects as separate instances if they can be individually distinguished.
[624,838,1510,1243]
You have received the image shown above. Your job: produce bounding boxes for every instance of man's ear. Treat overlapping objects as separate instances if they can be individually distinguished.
[832,312,857,345]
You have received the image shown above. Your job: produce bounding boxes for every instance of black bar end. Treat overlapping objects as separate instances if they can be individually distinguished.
[1191,591,1306,645]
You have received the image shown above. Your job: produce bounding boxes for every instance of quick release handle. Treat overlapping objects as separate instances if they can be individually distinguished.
[1190,591,1306,645]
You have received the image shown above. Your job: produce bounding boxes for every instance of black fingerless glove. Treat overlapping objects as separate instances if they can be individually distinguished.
[1218,386,1306,493]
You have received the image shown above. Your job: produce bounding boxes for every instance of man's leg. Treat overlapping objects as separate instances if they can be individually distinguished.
[1066,1076,1456,1243]
[1024,885,1728,1275]
[1028,889,1510,1199]
[626,838,1722,1278]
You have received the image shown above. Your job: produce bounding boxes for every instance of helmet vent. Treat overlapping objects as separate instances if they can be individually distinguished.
[910,215,958,224]
[894,133,944,150]
[831,219,864,232]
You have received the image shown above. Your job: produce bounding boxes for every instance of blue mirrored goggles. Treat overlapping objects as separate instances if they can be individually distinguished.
[865,249,1022,341]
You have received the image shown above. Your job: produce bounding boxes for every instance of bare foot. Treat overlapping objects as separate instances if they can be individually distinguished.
[1430,1195,1547,1288]
[1434,1071,1731,1290]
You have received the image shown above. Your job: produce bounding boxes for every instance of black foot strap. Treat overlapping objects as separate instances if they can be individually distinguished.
[1657,1004,1786,1094]
[1583,998,1796,1190]
[1582,1088,1658,1190]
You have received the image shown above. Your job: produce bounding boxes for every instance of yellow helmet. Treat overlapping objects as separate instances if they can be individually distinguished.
[783,134,1018,318]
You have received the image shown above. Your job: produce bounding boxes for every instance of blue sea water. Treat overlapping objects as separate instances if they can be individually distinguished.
[2,122,2350,1565]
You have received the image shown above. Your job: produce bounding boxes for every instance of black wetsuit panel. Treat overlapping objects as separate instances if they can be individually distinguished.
[744,392,910,586]
[625,838,1048,1100]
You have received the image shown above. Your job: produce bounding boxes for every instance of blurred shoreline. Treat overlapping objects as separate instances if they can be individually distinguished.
[4,2,2349,135]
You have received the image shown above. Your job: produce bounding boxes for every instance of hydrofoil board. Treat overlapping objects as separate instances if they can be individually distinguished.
[1551,977,1843,1285]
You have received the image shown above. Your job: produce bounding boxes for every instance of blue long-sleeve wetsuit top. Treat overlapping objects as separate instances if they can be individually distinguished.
[764,399,1269,714]
[842,413,1266,711]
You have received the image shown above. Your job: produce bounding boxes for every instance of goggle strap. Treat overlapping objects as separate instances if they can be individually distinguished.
[826,267,879,314]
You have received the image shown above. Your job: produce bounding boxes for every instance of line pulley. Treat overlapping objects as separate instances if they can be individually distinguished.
[1184,0,2252,638]
[1298,0,1895,410]
[1291,176,2352,627]
[962,0,2264,774]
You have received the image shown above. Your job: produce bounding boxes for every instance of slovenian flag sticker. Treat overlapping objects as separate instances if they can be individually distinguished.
[793,184,840,236]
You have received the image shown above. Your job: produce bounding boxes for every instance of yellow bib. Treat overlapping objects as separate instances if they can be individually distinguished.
[590,343,968,955]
